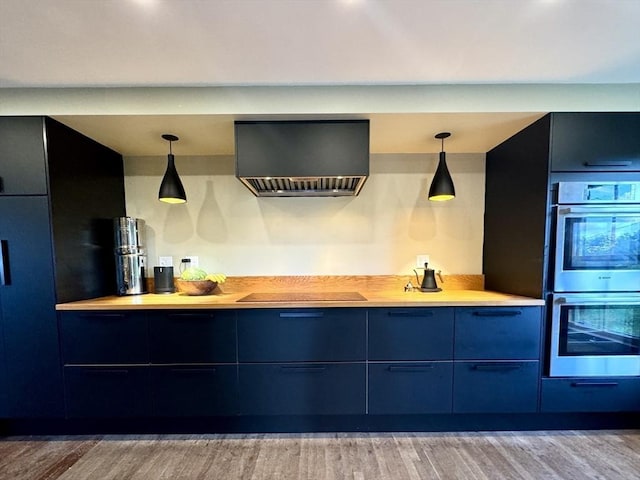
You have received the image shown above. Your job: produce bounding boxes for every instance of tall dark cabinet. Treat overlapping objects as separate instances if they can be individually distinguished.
[483,112,640,298]
[0,116,125,418]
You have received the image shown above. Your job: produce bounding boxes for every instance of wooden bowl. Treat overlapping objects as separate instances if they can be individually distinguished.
[175,279,217,296]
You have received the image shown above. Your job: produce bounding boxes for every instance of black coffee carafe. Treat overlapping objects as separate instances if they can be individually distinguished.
[414,262,442,292]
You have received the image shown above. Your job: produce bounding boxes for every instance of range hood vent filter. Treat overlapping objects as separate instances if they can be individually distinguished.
[241,175,366,197]
[235,120,370,197]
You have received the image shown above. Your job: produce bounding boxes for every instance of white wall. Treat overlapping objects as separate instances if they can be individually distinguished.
[124,153,485,276]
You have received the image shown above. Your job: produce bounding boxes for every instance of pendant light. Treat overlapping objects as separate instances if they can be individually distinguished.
[428,132,455,202]
[158,134,187,204]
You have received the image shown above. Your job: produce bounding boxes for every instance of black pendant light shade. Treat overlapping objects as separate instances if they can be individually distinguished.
[428,132,455,202]
[159,134,187,204]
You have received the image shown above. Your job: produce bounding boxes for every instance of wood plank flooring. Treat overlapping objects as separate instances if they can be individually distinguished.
[1,430,639,480]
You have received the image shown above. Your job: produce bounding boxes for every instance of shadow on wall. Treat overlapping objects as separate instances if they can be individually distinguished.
[197,180,228,242]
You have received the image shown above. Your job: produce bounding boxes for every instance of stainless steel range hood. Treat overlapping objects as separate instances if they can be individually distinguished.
[235,120,370,197]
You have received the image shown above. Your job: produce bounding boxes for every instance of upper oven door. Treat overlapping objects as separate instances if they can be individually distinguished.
[554,205,640,292]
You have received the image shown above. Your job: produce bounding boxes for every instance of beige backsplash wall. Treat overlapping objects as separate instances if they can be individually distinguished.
[124,153,485,276]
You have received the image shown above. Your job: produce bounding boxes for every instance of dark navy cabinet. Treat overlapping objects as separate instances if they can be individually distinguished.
[0,116,126,419]
[237,308,365,362]
[148,310,239,416]
[369,362,453,414]
[453,361,539,413]
[550,113,640,172]
[57,306,546,419]
[149,310,236,364]
[238,308,365,415]
[65,366,151,418]
[0,196,63,418]
[454,307,541,360]
[0,318,6,417]
[368,308,454,361]
[151,365,238,417]
[60,311,149,364]
[453,307,542,413]
[0,117,48,195]
[541,378,640,413]
[368,308,454,414]
[239,363,365,415]
[59,311,150,418]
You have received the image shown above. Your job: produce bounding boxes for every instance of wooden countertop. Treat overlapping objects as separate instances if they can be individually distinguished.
[56,289,543,311]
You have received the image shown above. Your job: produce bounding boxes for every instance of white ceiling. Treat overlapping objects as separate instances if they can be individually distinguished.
[1,0,639,155]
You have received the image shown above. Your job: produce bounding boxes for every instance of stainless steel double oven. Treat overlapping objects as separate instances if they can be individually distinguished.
[549,181,640,377]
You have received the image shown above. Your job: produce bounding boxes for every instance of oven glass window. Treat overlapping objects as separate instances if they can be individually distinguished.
[563,215,640,270]
[559,305,640,356]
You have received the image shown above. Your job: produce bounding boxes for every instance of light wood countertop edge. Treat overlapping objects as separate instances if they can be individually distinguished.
[56,290,545,311]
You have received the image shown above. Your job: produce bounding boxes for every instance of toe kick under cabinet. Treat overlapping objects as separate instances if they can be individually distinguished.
[58,305,543,420]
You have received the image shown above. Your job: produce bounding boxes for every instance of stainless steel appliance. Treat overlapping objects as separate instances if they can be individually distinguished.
[553,181,640,292]
[549,181,640,377]
[550,293,640,376]
[114,217,147,296]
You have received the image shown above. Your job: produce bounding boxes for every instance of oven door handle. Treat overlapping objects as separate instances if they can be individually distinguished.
[554,296,640,306]
[559,206,640,215]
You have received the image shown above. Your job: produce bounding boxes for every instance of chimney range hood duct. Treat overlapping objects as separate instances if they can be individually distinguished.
[235,120,370,197]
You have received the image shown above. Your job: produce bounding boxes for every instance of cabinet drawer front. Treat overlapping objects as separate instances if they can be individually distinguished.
[149,311,236,364]
[453,361,539,413]
[239,363,365,415]
[0,117,48,195]
[64,366,151,418]
[541,378,640,413]
[454,307,542,360]
[369,308,454,360]
[151,365,238,416]
[238,309,365,362]
[368,362,453,414]
[59,311,148,364]
[550,113,640,172]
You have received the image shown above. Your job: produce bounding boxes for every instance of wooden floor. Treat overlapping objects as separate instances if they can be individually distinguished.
[1,430,639,480]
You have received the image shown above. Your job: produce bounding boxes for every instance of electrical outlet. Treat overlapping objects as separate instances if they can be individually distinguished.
[416,254,430,268]
[158,256,173,267]
[185,256,199,268]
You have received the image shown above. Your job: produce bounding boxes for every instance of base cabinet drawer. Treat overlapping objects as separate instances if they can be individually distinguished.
[454,307,542,360]
[59,311,148,364]
[151,365,239,416]
[368,308,454,361]
[453,361,539,413]
[368,362,453,414]
[541,378,640,412]
[64,366,151,418]
[238,309,365,362]
[149,311,236,364]
[239,363,365,415]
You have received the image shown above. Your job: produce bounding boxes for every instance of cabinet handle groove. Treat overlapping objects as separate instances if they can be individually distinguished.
[472,310,521,317]
[167,314,211,321]
[472,363,522,371]
[584,160,632,168]
[279,366,326,373]
[84,369,130,376]
[0,240,10,286]
[387,311,434,318]
[0,176,4,193]
[279,312,324,318]
[170,368,217,374]
[78,313,126,320]
[388,365,435,372]
[571,382,619,388]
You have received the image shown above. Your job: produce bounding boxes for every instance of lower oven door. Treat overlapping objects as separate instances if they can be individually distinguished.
[550,293,640,377]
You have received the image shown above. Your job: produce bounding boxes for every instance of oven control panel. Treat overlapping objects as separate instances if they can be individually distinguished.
[558,181,640,204]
